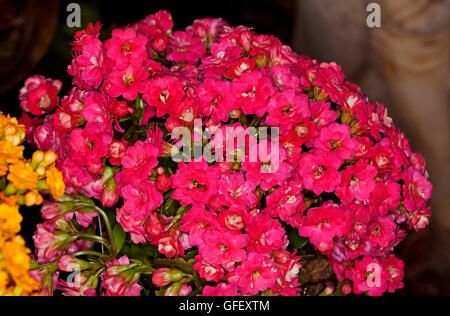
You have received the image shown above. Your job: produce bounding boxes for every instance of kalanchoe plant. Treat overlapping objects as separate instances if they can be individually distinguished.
[17,10,433,296]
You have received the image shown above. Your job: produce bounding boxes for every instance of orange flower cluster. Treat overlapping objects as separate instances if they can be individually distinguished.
[0,112,66,296]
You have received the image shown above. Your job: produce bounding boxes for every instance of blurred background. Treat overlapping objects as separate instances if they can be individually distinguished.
[0,0,448,296]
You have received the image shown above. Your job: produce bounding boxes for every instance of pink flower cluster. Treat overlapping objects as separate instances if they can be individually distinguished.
[23,10,432,296]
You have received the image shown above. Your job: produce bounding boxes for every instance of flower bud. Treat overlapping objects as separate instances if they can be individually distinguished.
[217,162,233,174]
[32,150,45,165]
[25,191,43,207]
[156,167,165,176]
[156,174,172,193]
[152,268,185,287]
[144,213,164,238]
[342,284,352,295]
[229,109,242,119]
[101,177,119,207]
[43,151,58,167]
[271,250,291,265]
[108,140,127,164]
[179,284,193,296]
[152,34,168,53]
[163,282,181,296]
[323,285,335,296]
[58,255,90,272]
[111,100,133,119]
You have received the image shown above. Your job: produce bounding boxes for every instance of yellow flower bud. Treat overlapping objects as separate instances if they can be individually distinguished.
[32,151,45,165]
[35,166,46,177]
[24,191,43,207]
[43,151,58,167]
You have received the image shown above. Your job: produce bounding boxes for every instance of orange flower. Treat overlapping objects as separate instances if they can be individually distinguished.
[7,161,38,191]
[2,236,40,293]
[0,113,25,146]
[0,203,22,237]
[0,270,9,293]
[0,192,19,207]
[46,166,66,199]
[0,141,23,170]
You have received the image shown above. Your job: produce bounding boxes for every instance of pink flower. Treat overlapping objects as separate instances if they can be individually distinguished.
[347,256,389,296]
[101,256,143,296]
[152,229,186,258]
[382,255,405,293]
[402,167,433,212]
[265,178,305,225]
[171,162,220,206]
[105,27,148,70]
[193,256,225,282]
[272,250,302,296]
[135,10,174,38]
[144,212,165,239]
[266,90,310,128]
[336,159,378,205]
[53,88,87,132]
[156,174,172,192]
[199,228,249,270]
[367,216,397,248]
[68,123,112,174]
[117,141,160,185]
[116,207,147,244]
[233,252,279,295]
[81,91,112,132]
[224,57,256,79]
[246,214,288,254]
[197,78,237,123]
[298,150,343,195]
[298,202,347,254]
[120,179,163,221]
[218,207,253,231]
[310,101,338,128]
[104,65,148,101]
[313,123,359,160]
[242,141,292,191]
[59,158,93,194]
[167,31,207,64]
[269,65,300,91]
[232,71,275,117]
[180,204,219,246]
[368,181,401,217]
[409,207,432,231]
[187,17,228,47]
[168,97,200,125]
[71,22,102,51]
[142,76,185,117]
[217,172,259,209]
[108,139,127,166]
[68,37,105,90]
[19,75,61,116]
[201,284,239,296]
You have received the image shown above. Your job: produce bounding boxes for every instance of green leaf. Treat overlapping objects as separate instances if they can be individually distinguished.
[288,228,308,250]
[184,249,198,261]
[122,243,158,262]
[112,224,126,254]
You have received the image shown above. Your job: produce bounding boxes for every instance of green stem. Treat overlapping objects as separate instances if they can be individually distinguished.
[92,206,116,253]
[77,233,113,253]
[71,251,112,259]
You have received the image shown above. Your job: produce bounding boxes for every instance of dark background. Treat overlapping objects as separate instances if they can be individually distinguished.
[0,0,448,296]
